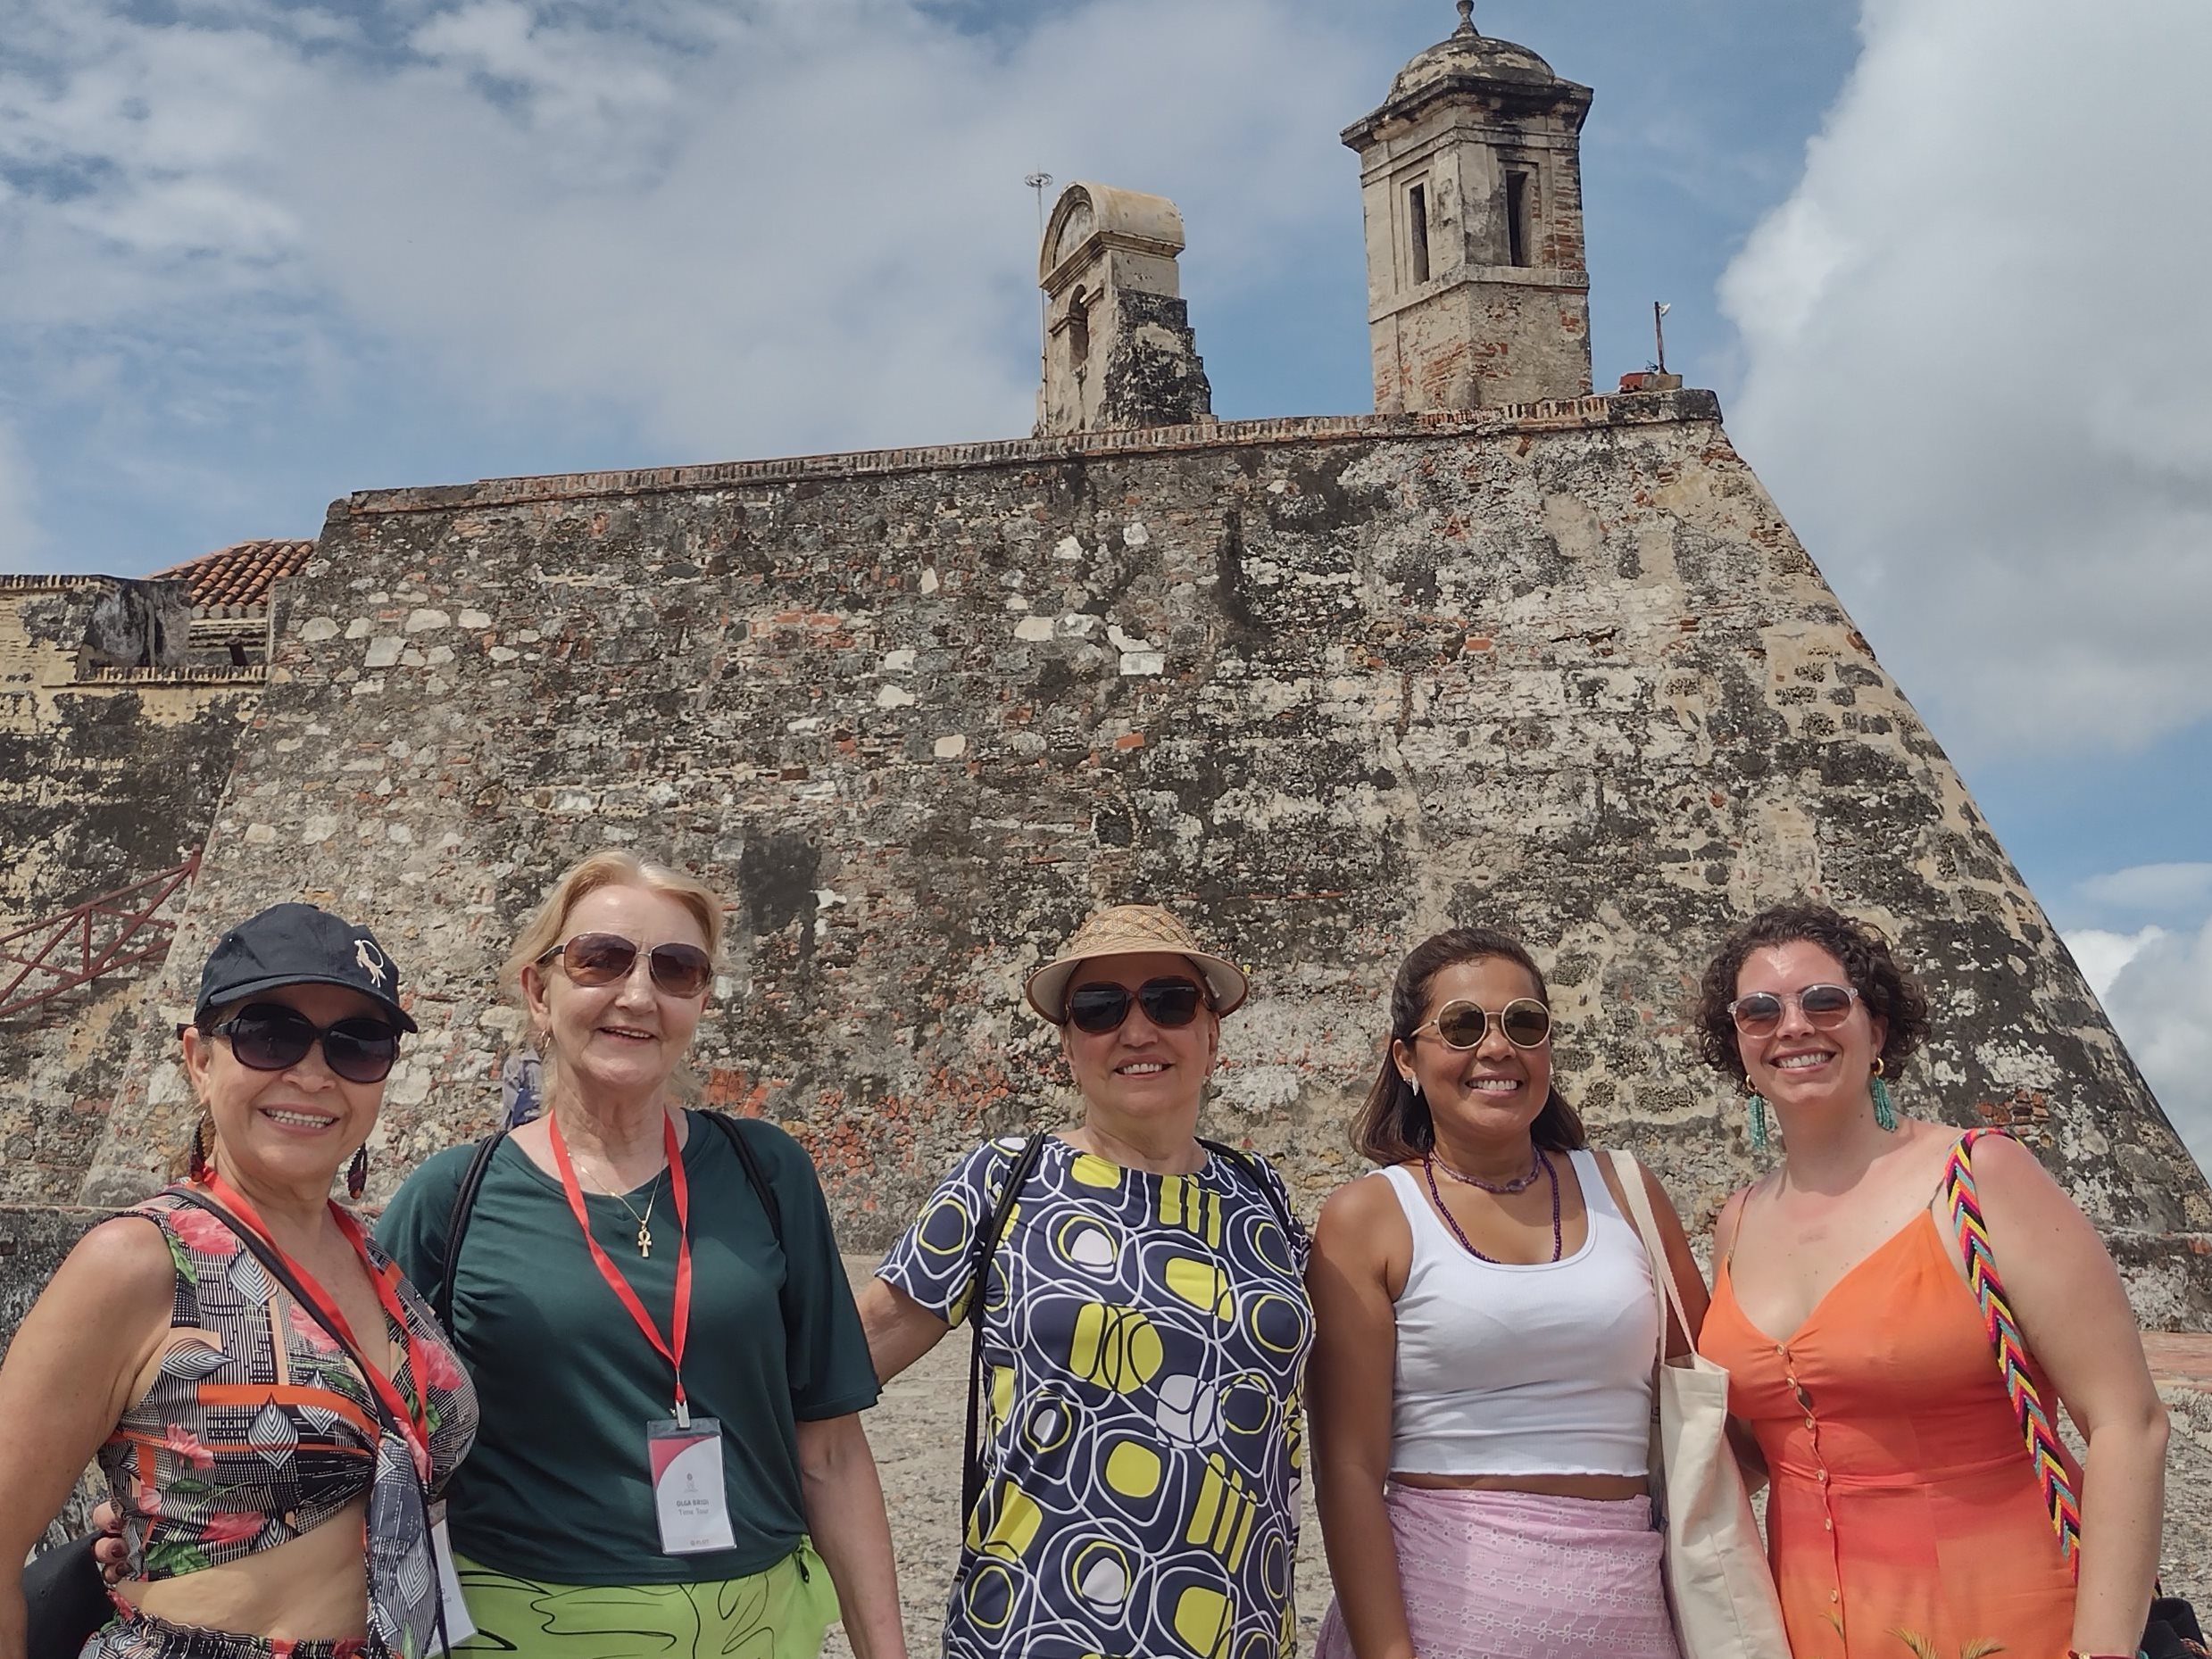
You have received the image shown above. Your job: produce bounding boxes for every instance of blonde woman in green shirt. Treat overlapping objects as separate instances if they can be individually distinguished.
[378,850,904,1659]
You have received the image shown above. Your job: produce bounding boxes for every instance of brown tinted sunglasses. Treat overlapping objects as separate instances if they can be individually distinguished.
[538,933,714,998]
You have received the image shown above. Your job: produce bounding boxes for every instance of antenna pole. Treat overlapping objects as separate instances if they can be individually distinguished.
[1027,171,1054,375]
[1653,301,1670,375]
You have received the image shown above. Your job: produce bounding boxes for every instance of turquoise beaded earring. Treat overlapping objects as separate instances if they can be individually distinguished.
[1743,1080,1769,1150]
[1871,1058,1897,1132]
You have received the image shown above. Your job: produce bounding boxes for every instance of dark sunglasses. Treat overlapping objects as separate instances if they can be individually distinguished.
[1728,983,1861,1037]
[538,933,715,998]
[204,1003,401,1084]
[1065,976,1210,1035]
[1411,997,1552,1050]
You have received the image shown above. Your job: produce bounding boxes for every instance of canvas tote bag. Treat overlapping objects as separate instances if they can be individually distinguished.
[1607,1149,1789,1659]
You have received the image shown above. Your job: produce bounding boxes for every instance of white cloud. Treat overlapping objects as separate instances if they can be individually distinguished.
[2092,917,2212,1174]
[1721,0,2212,764]
[0,0,1385,477]
[2066,860,2212,1172]
[2078,862,2212,920]
[2066,925,2166,1004]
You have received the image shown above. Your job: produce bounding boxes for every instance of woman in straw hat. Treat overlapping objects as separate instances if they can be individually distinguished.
[859,904,1313,1659]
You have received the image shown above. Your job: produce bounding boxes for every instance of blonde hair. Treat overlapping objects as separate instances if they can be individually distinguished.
[504,850,727,1017]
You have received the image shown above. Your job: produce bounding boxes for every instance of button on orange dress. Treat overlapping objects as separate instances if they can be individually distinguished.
[1699,1207,2078,1659]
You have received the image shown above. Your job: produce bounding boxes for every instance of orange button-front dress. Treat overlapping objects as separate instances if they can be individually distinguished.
[1698,1207,2078,1659]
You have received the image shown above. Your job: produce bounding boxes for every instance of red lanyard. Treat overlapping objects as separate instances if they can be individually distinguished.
[548,1111,696,1425]
[195,1172,434,1478]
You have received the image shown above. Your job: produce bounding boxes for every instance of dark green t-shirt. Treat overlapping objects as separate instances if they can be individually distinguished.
[376,1113,878,1584]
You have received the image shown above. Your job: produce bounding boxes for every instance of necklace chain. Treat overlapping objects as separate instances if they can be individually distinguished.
[584,1159,663,1257]
[1429,1146,1543,1193]
[1422,1151,1562,1265]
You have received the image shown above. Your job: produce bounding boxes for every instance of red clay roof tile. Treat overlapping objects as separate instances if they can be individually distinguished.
[154,539,316,609]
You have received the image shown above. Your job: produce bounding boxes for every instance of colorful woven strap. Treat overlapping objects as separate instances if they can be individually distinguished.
[1943,1127,2083,1576]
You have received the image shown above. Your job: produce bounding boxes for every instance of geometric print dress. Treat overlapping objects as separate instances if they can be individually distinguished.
[878,1137,1313,1659]
[96,1191,478,1658]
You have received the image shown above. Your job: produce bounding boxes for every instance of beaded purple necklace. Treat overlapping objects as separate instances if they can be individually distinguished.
[1422,1149,1563,1265]
[1430,1146,1544,1193]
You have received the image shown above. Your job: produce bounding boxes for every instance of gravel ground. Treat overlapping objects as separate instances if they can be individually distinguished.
[831,1258,2212,1659]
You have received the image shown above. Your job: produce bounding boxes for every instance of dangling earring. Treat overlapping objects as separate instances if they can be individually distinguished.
[346,1144,369,1200]
[1742,1080,1769,1151]
[187,1116,213,1183]
[1406,1075,1423,1099]
[1871,1058,1898,1132]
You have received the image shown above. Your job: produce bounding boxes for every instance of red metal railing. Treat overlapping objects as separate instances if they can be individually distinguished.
[0,850,201,1019]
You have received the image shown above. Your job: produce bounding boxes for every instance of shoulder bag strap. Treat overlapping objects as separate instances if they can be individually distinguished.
[1196,1138,1297,1240]
[962,1135,1049,1521]
[1604,1149,1692,1360]
[1943,1127,2082,1576]
[703,1112,785,1246]
[433,1130,508,1336]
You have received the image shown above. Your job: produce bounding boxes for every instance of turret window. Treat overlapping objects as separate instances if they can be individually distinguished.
[1068,288,1091,364]
[1408,183,1431,285]
[1504,169,1534,267]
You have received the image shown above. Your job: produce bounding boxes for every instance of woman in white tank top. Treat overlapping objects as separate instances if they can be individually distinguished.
[1309,927,1709,1659]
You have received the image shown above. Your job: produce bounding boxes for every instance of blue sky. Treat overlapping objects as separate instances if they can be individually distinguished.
[4,0,2208,1154]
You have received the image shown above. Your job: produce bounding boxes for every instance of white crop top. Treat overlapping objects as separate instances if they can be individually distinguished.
[1384,1149,1658,1477]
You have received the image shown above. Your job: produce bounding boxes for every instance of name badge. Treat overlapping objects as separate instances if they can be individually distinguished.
[431,1511,478,1645]
[648,1417,736,1555]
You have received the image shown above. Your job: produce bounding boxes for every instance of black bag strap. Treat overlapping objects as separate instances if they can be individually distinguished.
[433,1130,507,1334]
[954,1136,1293,1520]
[960,1134,1049,1521]
[163,1189,450,1659]
[433,1111,783,1336]
[1197,1138,1297,1240]
[702,1111,785,1245]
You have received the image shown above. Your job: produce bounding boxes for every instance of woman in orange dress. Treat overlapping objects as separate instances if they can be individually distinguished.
[1691,903,2167,1659]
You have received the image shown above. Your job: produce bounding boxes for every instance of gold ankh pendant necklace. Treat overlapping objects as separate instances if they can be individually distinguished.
[605,1174,662,1257]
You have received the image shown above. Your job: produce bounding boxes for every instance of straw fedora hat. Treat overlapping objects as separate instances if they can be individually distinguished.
[1024,904,1250,1024]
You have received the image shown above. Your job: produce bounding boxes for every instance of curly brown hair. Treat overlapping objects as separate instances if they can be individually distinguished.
[1692,902,1933,1086]
[1351,926,1587,1165]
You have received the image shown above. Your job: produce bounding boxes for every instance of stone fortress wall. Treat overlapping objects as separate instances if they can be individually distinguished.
[51,393,2212,1325]
[0,576,266,1207]
[5,8,2209,1348]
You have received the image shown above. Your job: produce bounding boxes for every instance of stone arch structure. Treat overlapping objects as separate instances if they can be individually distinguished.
[1035,182,1212,436]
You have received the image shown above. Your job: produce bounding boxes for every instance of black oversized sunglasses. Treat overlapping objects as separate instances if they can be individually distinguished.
[206,1003,401,1084]
[538,933,714,998]
[1065,976,1210,1034]
[1411,997,1553,1050]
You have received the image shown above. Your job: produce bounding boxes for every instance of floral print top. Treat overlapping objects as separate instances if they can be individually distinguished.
[98,1191,477,1589]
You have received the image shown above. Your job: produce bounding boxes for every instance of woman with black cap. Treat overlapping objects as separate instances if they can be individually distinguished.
[859,903,1314,1659]
[0,902,477,1659]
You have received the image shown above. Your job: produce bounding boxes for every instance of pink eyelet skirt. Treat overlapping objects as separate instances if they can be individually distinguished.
[1315,1485,1680,1659]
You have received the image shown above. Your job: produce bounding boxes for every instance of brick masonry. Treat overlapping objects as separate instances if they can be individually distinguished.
[29,389,2208,1331]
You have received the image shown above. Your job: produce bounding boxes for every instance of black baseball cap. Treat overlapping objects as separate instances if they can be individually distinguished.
[194,903,418,1033]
